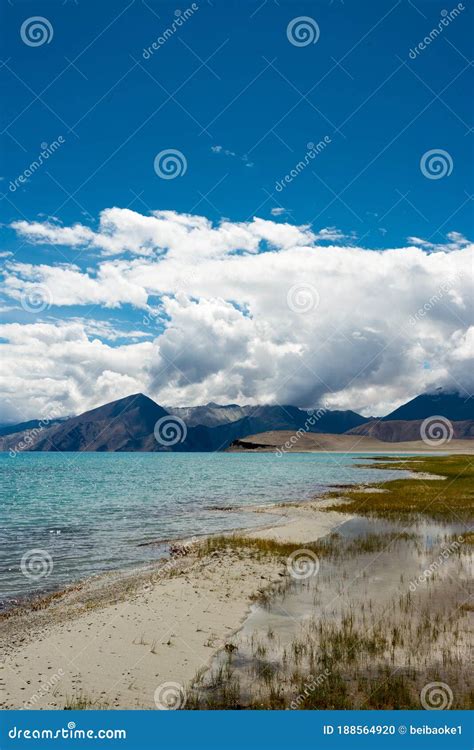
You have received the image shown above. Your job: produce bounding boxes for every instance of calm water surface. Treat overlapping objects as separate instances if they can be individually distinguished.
[0,452,409,607]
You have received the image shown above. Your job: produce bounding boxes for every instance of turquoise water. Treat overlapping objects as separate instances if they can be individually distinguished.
[0,452,408,607]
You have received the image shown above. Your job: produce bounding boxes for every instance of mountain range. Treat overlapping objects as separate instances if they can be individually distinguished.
[0,390,472,453]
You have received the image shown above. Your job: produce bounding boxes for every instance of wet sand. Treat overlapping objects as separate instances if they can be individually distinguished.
[192,517,473,709]
[0,502,349,710]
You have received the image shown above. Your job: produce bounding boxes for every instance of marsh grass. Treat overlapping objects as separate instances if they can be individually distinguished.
[188,455,473,710]
[64,691,109,710]
[325,455,474,520]
[188,524,473,710]
[196,535,328,559]
[196,531,420,562]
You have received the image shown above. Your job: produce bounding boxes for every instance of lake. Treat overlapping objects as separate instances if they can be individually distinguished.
[0,451,409,608]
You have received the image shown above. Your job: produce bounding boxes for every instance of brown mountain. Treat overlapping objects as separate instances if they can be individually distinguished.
[32,393,168,452]
[1,389,472,453]
[346,419,474,442]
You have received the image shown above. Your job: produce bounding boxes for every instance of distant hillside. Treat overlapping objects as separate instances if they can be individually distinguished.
[0,417,65,438]
[167,403,368,433]
[347,419,474,442]
[1,390,472,453]
[227,431,474,454]
[0,396,369,453]
[166,403,251,427]
[383,391,473,421]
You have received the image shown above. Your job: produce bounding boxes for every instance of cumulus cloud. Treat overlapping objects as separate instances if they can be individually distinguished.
[1,208,473,420]
[0,321,152,423]
[407,231,470,253]
[11,209,313,258]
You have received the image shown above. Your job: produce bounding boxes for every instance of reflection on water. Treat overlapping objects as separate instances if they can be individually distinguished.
[194,516,473,709]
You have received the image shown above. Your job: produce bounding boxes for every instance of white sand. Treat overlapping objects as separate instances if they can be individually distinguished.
[0,502,348,710]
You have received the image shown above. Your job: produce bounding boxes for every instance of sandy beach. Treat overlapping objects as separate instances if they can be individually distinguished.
[2,453,472,711]
[0,501,347,710]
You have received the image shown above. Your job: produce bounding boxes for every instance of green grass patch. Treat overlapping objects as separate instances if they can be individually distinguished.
[325,454,474,521]
[196,533,340,560]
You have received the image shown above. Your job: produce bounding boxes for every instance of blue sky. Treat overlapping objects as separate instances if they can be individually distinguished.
[0,0,472,420]
[2,0,472,249]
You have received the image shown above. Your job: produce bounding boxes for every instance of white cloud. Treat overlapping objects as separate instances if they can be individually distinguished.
[0,321,152,423]
[11,220,95,248]
[1,208,473,420]
[407,231,470,253]
[313,226,353,242]
[210,145,253,167]
[11,209,313,258]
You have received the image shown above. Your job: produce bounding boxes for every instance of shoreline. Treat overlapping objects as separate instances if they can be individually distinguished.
[0,499,351,710]
[2,454,471,711]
